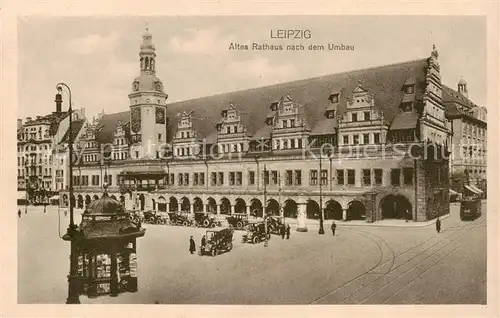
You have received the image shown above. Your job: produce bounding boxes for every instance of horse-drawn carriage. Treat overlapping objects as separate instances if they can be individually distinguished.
[242,222,270,244]
[194,212,221,228]
[225,213,250,230]
[201,228,235,256]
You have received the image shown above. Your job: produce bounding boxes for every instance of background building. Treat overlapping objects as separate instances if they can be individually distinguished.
[58,30,460,223]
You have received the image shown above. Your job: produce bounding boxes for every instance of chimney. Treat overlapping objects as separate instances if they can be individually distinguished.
[458,78,468,99]
[17,119,22,129]
[36,115,42,120]
[26,117,32,122]
[55,93,63,113]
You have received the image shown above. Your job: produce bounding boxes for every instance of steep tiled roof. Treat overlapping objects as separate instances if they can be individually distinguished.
[389,112,419,130]
[442,85,478,109]
[442,85,485,123]
[60,119,86,143]
[96,111,130,143]
[99,58,430,143]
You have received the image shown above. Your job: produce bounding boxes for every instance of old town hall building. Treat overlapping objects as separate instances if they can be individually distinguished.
[62,29,459,224]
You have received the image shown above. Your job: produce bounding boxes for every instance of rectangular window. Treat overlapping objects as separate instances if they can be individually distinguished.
[236,172,242,186]
[249,171,255,185]
[352,113,358,122]
[363,134,369,144]
[343,135,349,145]
[320,169,328,186]
[403,167,414,185]
[169,173,174,186]
[337,169,344,185]
[218,172,224,185]
[272,170,278,185]
[158,133,162,141]
[347,169,355,185]
[374,133,380,144]
[264,170,270,185]
[286,170,293,186]
[282,120,288,128]
[193,173,199,186]
[294,170,302,185]
[178,173,183,186]
[290,119,296,127]
[374,169,383,185]
[391,169,401,186]
[353,135,359,145]
[364,111,370,121]
[310,170,318,186]
[108,175,113,186]
[200,172,205,186]
[229,172,235,186]
[362,169,371,185]
[211,172,217,186]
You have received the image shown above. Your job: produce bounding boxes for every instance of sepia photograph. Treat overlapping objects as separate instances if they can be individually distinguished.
[6,10,495,313]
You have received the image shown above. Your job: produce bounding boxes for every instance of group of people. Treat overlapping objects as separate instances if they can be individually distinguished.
[279,224,291,240]
[189,234,208,255]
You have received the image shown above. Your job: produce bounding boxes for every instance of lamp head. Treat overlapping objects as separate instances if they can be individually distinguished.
[57,85,63,93]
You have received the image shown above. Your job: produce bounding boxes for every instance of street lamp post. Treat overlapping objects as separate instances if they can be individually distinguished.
[263,164,268,247]
[57,82,80,304]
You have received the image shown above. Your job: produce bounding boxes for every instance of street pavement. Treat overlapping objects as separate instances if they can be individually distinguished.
[17,202,486,304]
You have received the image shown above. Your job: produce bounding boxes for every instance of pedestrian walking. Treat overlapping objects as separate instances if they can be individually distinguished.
[286,224,291,239]
[331,221,337,236]
[435,217,441,233]
[281,225,285,239]
[189,236,196,254]
[18,209,21,218]
[200,235,206,255]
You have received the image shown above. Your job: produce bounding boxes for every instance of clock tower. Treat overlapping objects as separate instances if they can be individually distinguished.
[128,27,168,159]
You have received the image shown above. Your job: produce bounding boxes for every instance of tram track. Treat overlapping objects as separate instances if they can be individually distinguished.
[309,216,485,304]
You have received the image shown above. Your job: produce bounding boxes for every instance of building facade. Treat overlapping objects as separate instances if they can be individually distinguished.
[443,80,487,191]
[17,105,86,203]
[61,30,455,223]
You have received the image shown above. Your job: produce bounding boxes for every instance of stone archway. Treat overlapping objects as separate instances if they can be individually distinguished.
[267,199,280,216]
[207,197,217,213]
[169,197,178,212]
[306,200,320,219]
[85,195,91,207]
[180,197,190,212]
[380,194,412,220]
[284,199,298,218]
[235,198,247,214]
[77,195,84,208]
[250,198,263,218]
[325,200,342,220]
[220,198,231,215]
[193,197,203,212]
[347,200,366,221]
[157,196,167,212]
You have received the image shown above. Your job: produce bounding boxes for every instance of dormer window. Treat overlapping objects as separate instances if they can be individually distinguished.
[329,93,339,103]
[405,85,415,94]
[401,102,413,112]
[222,110,228,118]
[270,102,278,111]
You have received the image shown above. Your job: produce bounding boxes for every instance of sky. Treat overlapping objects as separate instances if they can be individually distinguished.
[18,16,486,120]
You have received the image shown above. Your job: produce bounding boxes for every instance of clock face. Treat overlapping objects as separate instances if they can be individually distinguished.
[131,108,141,133]
[132,81,139,91]
[156,107,165,124]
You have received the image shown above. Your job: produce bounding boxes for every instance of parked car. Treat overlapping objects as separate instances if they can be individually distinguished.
[201,228,234,256]
[168,211,193,226]
[226,213,249,230]
[194,212,221,228]
[242,222,271,244]
[267,216,285,235]
[142,210,169,224]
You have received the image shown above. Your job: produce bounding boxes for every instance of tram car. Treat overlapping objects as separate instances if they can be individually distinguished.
[201,228,234,256]
[460,185,482,221]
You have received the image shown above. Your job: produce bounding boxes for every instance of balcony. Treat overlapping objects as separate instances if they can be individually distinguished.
[118,183,166,192]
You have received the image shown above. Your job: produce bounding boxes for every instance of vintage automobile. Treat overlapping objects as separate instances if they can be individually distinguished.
[267,216,286,235]
[142,210,169,224]
[168,211,193,226]
[194,212,221,228]
[242,222,271,244]
[201,228,234,256]
[226,213,250,230]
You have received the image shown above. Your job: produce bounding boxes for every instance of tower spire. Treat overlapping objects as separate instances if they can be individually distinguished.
[139,25,156,75]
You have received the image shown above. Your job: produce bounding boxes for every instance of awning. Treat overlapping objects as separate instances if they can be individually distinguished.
[464,185,481,195]
[49,195,59,200]
[469,185,483,194]
[449,189,458,195]
[17,191,26,200]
